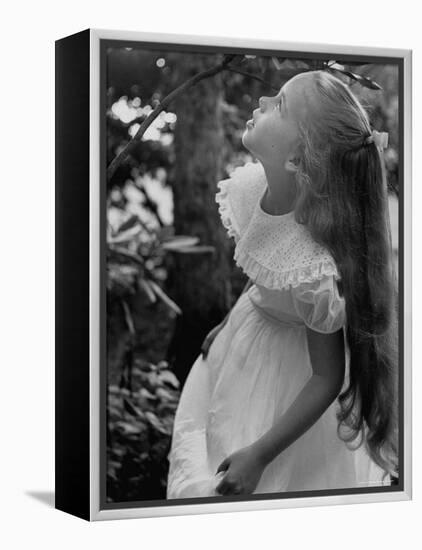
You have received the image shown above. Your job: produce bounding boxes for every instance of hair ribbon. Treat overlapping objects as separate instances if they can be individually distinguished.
[364,130,389,152]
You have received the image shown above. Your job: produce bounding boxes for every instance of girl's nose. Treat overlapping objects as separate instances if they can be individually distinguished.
[259,96,267,110]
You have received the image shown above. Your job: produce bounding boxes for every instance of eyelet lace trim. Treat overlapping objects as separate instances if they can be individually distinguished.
[215,161,341,291]
[215,178,240,243]
[233,247,340,290]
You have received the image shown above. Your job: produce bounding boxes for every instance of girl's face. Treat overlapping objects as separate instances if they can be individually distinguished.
[242,74,311,169]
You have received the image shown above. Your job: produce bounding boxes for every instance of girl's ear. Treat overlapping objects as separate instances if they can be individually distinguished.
[284,155,300,173]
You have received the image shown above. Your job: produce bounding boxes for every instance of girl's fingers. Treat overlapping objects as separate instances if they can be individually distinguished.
[215,480,225,494]
[214,468,242,495]
[216,457,230,474]
[216,479,241,495]
[201,337,211,357]
[201,334,217,359]
[201,322,225,357]
[215,475,231,495]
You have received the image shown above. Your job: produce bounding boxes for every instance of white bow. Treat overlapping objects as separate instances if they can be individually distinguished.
[366,130,389,152]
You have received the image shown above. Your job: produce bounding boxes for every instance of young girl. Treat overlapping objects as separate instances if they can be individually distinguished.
[166,69,398,498]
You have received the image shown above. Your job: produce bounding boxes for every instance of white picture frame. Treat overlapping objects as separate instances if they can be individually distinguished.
[55,28,412,521]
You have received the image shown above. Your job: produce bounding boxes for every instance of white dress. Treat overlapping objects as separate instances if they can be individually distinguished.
[166,161,390,499]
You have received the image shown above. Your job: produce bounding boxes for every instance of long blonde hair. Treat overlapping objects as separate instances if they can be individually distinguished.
[293,70,398,478]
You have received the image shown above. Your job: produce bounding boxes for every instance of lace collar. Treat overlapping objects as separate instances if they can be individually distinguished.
[215,161,341,290]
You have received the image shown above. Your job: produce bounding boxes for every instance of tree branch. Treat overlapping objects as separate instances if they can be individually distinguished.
[107,54,237,182]
[106,54,379,182]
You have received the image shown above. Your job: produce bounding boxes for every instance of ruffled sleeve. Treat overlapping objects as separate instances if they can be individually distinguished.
[290,274,346,334]
[215,178,242,244]
[215,162,267,245]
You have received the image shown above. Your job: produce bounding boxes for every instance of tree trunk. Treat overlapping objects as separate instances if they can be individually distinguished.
[166,54,232,386]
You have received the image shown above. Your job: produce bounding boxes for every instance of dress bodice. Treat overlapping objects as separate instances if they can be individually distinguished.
[216,161,346,334]
[247,277,346,334]
[248,284,306,328]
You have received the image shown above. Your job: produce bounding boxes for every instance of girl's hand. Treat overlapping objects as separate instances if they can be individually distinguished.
[214,445,266,495]
[201,318,228,359]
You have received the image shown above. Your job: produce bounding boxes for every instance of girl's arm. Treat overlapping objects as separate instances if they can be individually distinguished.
[201,279,253,359]
[215,327,345,494]
[251,326,346,467]
[241,278,253,295]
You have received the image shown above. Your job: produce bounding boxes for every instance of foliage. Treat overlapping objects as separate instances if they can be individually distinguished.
[107,359,180,502]
[107,206,214,314]
[106,186,214,502]
[107,52,399,188]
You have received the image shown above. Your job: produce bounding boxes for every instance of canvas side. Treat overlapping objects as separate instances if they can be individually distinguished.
[55,28,91,521]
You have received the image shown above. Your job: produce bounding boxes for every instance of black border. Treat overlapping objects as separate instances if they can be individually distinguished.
[55,29,91,521]
[99,37,405,511]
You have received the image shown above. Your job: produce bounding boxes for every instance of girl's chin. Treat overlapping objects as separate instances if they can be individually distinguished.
[241,134,254,154]
[241,131,250,147]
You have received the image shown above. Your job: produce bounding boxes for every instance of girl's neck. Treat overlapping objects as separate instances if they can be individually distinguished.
[261,163,297,215]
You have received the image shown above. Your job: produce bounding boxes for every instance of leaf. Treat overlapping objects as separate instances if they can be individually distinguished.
[327,67,382,90]
[354,74,382,90]
[115,421,142,436]
[167,245,215,254]
[138,278,157,303]
[118,265,139,277]
[148,280,182,315]
[333,61,372,68]
[123,397,144,418]
[161,236,200,250]
[108,224,142,245]
[157,369,180,389]
[107,263,138,296]
[121,300,135,335]
[155,387,177,401]
[117,214,139,233]
[139,387,157,400]
[108,246,145,266]
[271,56,282,70]
[326,61,345,71]
[144,411,168,434]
